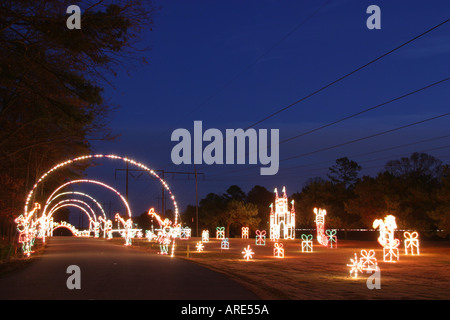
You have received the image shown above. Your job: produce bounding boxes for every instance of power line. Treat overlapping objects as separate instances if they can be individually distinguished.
[280,77,450,144]
[244,18,450,130]
[209,145,450,182]
[204,112,450,178]
[195,19,450,173]
[282,111,450,162]
[234,134,450,179]
[200,76,450,177]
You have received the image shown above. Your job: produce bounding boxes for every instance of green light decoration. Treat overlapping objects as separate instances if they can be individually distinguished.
[301,234,313,252]
[325,229,337,248]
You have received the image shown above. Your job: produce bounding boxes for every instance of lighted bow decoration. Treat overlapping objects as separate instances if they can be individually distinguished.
[403,231,420,255]
[301,234,313,252]
[255,230,266,246]
[273,242,285,258]
[325,229,337,248]
[216,227,225,239]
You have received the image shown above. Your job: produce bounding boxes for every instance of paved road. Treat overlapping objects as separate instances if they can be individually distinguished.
[0,237,259,300]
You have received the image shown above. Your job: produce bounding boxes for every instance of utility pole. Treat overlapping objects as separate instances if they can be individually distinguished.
[114,168,204,226]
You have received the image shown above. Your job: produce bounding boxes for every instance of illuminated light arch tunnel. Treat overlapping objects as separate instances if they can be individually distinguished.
[24,154,179,223]
[21,154,181,254]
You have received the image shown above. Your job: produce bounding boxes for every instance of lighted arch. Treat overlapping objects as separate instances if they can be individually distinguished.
[24,154,179,223]
[47,199,97,221]
[49,203,94,224]
[52,224,77,236]
[42,179,131,219]
[46,191,107,218]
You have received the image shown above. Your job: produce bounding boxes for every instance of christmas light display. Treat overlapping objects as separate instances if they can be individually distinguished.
[301,234,313,252]
[202,230,209,243]
[196,241,204,252]
[373,215,400,262]
[347,250,378,279]
[269,187,295,240]
[48,199,97,222]
[115,213,134,246]
[159,236,171,255]
[347,253,364,279]
[145,230,157,241]
[98,216,113,239]
[326,229,337,248]
[241,227,249,239]
[255,230,266,246]
[273,242,285,258]
[360,249,378,271]
[23,154,179,223]
[89,219,101,238]
[242,245,254,261]
[52,221,80,236]
[216,227,225,239]
[221,238,229,250]
[314,208,328,246]
[48,203,94,234]
[403,231,420,255]
[19,154,181,256]
[15,203,40,257]
[180,227,191,240]
[43,179,131,218]
[148,207,176,256]
[46,191,107,219]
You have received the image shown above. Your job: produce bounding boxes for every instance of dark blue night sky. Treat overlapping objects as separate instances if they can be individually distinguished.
[86,0,450,220]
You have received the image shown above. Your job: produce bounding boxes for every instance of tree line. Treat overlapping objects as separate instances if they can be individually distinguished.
[0,1,155,242]
[179,153,450,239]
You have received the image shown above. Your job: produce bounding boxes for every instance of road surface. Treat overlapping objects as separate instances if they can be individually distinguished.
[0,237,259,300]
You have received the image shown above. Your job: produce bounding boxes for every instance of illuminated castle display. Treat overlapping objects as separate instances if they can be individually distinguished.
[269,187,295,240]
